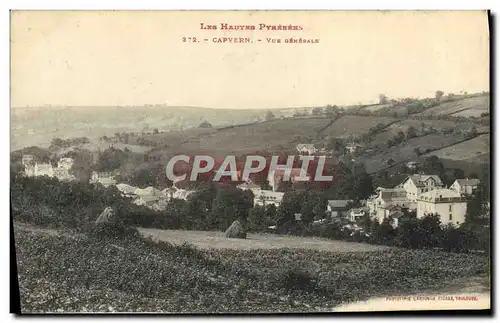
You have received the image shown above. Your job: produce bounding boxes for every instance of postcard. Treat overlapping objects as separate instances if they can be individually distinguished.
[10,10,491,314]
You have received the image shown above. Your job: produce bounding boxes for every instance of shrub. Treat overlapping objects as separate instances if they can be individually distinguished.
[87,221,139,241]
[277,266,318,293]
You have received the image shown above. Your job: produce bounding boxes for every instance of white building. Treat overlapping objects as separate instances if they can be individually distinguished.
[416,188,467,226]
[34,163,54,177]
[326,200,352,218]
[367,187,414,224]
[348,208,366,222]
[267,166,305,192]
[162,186,195,201]
[57,157,74,170]
[253,190,284,207]
[90,171,117,187]
[345,143,363,154]
[135,186,162,197]
[133,195,161,208]
[237,181,262,196]
[116,183,138,197]
[296,144,318,155]
[450,178,480,196]
[22,155,34,166]
[398,174,444,202]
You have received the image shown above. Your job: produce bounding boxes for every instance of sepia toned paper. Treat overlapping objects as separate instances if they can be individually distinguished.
[10,10,491,314]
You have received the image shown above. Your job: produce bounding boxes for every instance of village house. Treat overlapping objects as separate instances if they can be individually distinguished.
[449,178,480,196]
[90,171,117,187]
[326,200,352,218]
[53,168,73,182]
[253,190,285,207]
[22,155,34,166]
[416,188,467,226]
[267,166,307,192]
[57,157,74,170]
[296,144,318,155]
[367,187,414,224]
[116,183,138,197]
[398,174,444,202]
[405,161,419,171]
[133,195,161,208]
[345,143,363,154]
[162,186,195,201]
[34,163,54,178]
[237,181,262,195]
[386,206,406,228]
[135,186,162,197]
[348,208,367,222]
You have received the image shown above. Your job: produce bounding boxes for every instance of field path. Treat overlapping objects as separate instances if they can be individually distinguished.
[138,228,392,252]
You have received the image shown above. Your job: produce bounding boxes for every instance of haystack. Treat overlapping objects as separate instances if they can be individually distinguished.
[95,206,115,224]
[224,220,247,239]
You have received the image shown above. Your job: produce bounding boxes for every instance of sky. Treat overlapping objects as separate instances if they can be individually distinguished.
[11,10,490,109]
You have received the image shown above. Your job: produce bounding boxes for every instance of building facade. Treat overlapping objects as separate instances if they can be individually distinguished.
[416,188,467,226]
[399,175,444,202]
[450,178,480,196]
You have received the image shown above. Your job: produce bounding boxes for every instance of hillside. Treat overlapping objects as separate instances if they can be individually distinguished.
[10,106,301,151]
[11,94,490,175]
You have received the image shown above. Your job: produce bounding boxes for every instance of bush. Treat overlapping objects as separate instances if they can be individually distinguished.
[88,221,139,241]
[277,266,318,293]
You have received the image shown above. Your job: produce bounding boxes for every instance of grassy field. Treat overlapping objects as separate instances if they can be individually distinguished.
[360,133,473,173]
[322,116,397,139]
[175,117,333,154]
[414,95,489,117]
[14,222,490,313]
[138,228,391,252]
[367,119,479,149]
[424,134,490,161]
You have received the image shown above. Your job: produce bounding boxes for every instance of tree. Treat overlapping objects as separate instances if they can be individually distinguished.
[153,128,159,134]
[374,218,396,245]
[199,121,213,128]
[469,126,478,137]
[435,90,444,101]
[406,126,418,139]
[395,215,421,248]
[265,111,276,121]
[421,155,444,177]
[379,94,389,104]
[211,187,254,230]
[312,107,323,115]
[353,172,375,201]
[325,105,338,118]
[417,213,443,248]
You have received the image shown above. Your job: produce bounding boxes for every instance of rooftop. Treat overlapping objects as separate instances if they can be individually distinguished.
[406,174,443,187]
[455,178,481,186]
[419,188,463,202]
[327,200,352,208]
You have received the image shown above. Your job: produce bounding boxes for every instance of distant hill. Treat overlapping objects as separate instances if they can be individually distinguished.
[10,105,293,150]
[10,93,490,176]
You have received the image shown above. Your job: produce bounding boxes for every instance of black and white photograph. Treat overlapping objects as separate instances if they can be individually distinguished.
[10,10,491,313]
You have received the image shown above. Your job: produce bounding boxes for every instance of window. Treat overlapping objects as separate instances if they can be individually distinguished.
[449,214,453,221]
[449,205,452,212]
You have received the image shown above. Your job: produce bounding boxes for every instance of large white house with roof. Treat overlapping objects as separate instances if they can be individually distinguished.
[398,174,444,202]
[367,187,415,224]
[450,178,481,196]
[416,188,467,226]
[296,144,318,155]
[253,190,285,207]
[326,200,352,218]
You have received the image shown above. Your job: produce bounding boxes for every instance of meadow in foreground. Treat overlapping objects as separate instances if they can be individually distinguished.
[14,222,489,313]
